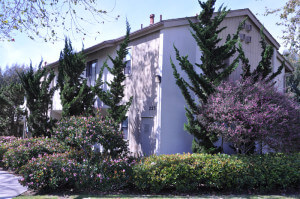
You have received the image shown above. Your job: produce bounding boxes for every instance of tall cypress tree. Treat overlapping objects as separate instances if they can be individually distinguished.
[171,0,244,153]
[287,54,300,103]
[0,83,25,136]
[239,29,284,82]
[18,61,56,137]
[58,38,95,117]
[0,65,27,136]
[93,22,133,124]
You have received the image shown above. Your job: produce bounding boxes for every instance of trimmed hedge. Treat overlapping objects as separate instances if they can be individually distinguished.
[1,137,68,171]
[132,153,300,193]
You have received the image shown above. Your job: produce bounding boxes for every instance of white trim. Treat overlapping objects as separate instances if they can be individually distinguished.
[155,31,164,155]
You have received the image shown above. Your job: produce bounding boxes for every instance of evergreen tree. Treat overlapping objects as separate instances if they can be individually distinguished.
[239,29,284,82]
[58,38,95,117]
[0,65,28,137]
[18,61,56,137]
[286,53,300,103]
[171,0,244,153]
[93,22,133,124]
[0,83,25,136]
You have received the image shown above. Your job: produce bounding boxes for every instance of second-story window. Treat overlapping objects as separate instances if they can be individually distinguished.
[124,48,132,75]
[86,60,97,86]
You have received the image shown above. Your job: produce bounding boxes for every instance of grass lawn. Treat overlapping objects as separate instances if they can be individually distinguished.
[16,194,300,199]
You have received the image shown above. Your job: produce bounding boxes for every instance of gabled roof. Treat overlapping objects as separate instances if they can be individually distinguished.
[48,8,292,71]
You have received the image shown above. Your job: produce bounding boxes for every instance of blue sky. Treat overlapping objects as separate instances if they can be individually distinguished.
[0,0,287,71]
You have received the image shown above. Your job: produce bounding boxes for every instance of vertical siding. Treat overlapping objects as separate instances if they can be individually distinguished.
[217,16,280,82]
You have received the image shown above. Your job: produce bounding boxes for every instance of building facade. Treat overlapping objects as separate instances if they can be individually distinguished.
[47,9,293,156]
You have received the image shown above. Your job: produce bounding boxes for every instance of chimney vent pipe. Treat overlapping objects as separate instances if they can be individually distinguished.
[150,14,155,25]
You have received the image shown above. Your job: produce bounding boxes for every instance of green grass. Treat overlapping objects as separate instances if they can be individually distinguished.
[16,194,300,199]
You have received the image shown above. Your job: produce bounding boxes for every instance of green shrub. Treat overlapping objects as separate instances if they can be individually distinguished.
[19,152,135,191]
[132,153,300,193]
[0,136,17,144]
[0,137,33,167]
[19,152,78,190]
[53,114,128,160]
[2,137,68,171]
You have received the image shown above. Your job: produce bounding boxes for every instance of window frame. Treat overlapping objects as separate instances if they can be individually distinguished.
[86,60,98,86]
[124,47,132,76]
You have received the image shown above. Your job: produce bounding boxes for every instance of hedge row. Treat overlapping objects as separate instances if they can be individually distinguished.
[132,153,300,192]
[1,137,299,193]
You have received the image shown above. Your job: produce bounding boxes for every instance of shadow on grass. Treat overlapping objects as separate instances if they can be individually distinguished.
[16,194,300,199]
[72,194,300,199]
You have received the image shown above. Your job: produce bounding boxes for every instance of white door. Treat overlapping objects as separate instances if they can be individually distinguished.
[140,117,155,156]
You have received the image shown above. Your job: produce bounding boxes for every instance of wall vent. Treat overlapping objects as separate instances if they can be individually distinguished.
[246,24,252,31]
[245,36,252,43]
[239,34,246,41]
[240,22,246,29]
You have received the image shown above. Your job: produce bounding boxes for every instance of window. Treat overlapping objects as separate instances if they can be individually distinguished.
[86,60,97,86]
[124,48,132,75]
[121,117,129,139]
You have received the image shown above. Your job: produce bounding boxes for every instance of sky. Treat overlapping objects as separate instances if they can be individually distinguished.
[0,0,288,71]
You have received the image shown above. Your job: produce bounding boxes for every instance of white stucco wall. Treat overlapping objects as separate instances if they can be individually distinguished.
[159,25,196,155]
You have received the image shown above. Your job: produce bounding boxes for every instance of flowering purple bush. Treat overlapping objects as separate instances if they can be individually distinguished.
[53,113,128,159]
[198,78,300,154]
[19,152,78,190]
[0,137,39,167]
[19,152,135,191]
[0,136,17,144]
[0,136,17,164]
[2,137,68,171]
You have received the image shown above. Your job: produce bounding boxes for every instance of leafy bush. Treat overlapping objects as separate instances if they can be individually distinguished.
[53,113,128,160]
[19,152,135,191]
[2,137,68,171]
[19,152,79,190]
[0,137,33,167]
[0,136,17,164]
[0,136,17,144]
[198,78,300,154]
[132,153,300,193]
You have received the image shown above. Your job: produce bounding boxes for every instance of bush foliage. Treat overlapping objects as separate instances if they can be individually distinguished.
[1,137,68,171]
[132,153,300,193]
[2,136,298,193]
[19,153,135,191]
[198,78,300,154]
[53,113,128,159]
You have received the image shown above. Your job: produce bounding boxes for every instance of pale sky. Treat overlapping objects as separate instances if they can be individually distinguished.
[0,0,287,71]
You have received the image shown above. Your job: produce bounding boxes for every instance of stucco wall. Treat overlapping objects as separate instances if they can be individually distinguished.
[124,31,161,155]
[160,26,196,155]
[85,32,162,155]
